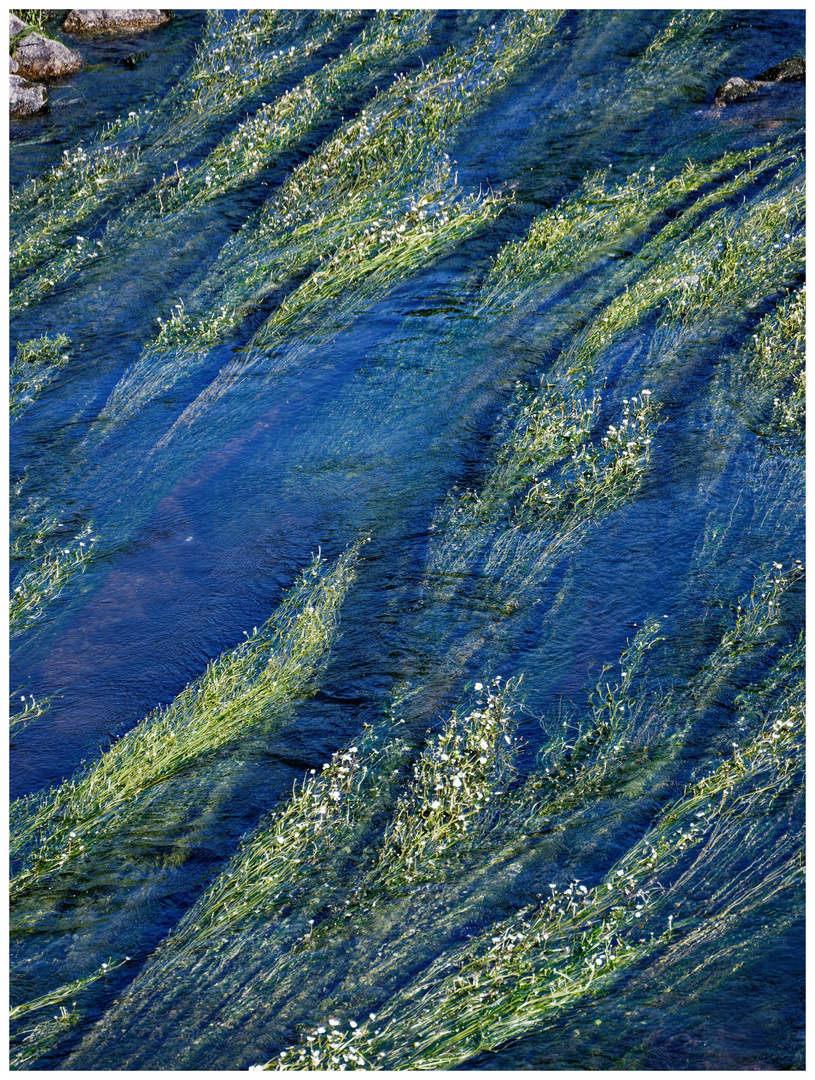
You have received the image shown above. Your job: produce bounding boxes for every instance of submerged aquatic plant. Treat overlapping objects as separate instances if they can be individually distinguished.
[262,583,802,1071]
[9,523,95,637]
[483,139,797,313]
[9,7,804,1071]
[9,544,362,898]
[10,332,72,422]
[428,386,659,606]
[9,10,357,283]
[96,11,563,445]
[9,957,131,1068]
[9,691,54,734]
[741,284,805,440]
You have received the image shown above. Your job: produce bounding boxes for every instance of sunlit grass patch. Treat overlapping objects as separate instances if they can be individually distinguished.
[10,957,130,1068]
[49,678,524,1068]
[10,333,72,422]
[9,544,362,899]
[168,11,436,211]
[8,12,352,245]
[98,11,564,445]
[482,140,794,313]
[10,145,136,279]
[9,523,96,637]
[428,385,659,606]
[156,181,502,445]
[366,677,520,889]
[262,583,802,1071]
[155,676,519,952]
[9,11,360,313]
[558,151,803,385]
[741,285,805,440]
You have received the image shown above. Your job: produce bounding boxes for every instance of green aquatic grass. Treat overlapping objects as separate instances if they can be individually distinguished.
[10,145,136,279]
[155,181,501,447]
[141,676,519,958]
[423,142,799,613]
[482,139,796,313]
[96,11,563,444]
[9,11,360,310]
[374,677,519,888]
[9,11,355,281]
[10,691,54,735]
[561,156,803,385]
[9,523,96,637]
[521,561,804,837]
[10,957,130,1069]
[263,593,802,1071]
[8,496,96,641]
[168,734,403,951]
[742,284,805,440]
[10,332,72,422]
[41,558,801,1071]
[309,566,801,1070]
[11,1007,79,1070]
[7,10,803,1068]
[11,957,129,1022]
[161,10,436,212]
[532,619,664,802]
[39,682,524,1071]
[9,544,361,899]
[428,387,659,604]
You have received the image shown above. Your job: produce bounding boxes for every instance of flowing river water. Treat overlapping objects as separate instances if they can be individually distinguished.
[9,9,804,1070]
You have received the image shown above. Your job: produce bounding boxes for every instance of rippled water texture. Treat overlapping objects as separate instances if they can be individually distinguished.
[10,9,804,1070]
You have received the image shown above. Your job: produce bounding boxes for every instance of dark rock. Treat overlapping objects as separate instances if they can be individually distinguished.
[14,32,83,79]
[10,73,48,116]
[9,12,27,36]
[120,50,149,69]
[756,56,805,83]
[10,53,18,73]
[714,76,759,104]
[62,10,171,33]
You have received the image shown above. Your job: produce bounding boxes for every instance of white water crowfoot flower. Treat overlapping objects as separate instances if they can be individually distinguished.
[263,646,802,1072]
[372,677,521,888]
[10,521,97,636]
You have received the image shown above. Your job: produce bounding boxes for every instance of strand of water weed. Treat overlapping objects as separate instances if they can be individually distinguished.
[104,11,564,449]
[9,543,361,900]
[9,11,359,283]
[57,679,522,1068]
[264,622,802,1070]
[10,957,129,1069]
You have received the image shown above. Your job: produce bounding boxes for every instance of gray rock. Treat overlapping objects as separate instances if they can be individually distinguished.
[10,72,48,115]
[62,10,171,33]
[755,56,805,83]
[9,12,27,37]
[14,32,83,79]
[10,53,18,73]
[714,76,759,104]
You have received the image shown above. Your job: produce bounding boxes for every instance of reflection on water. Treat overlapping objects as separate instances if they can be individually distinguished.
[9,8,804,1071]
